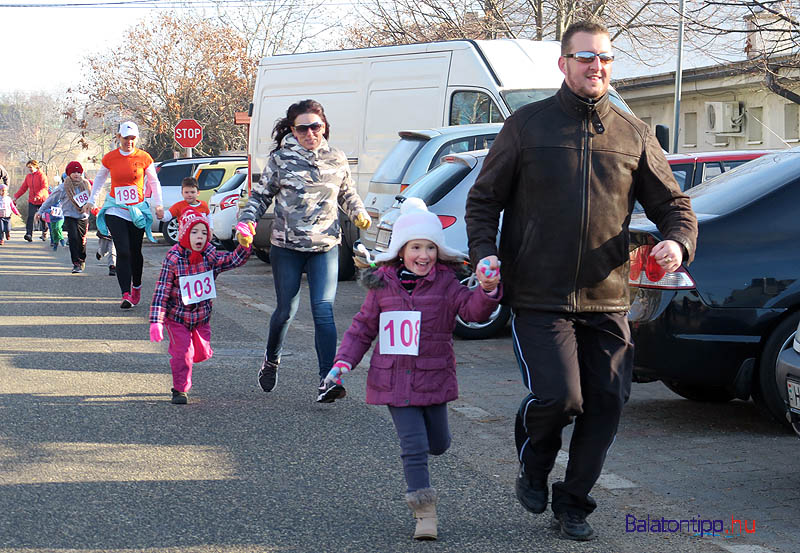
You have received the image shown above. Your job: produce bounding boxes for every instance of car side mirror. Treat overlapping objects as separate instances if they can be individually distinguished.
[655,125,670,152]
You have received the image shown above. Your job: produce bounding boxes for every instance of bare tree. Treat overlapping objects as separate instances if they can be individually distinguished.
[79,12,258,160]
[0,92,86,181]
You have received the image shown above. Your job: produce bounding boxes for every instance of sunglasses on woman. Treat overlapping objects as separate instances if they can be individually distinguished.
[293,122,324,134]
[563,51,615,64]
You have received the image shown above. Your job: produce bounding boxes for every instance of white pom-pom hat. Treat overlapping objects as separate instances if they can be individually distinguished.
[373,198,466,263]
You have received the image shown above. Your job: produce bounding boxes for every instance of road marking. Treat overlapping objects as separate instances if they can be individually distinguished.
[555,450,638,489]
[721,546,778,553]
[452,406,492,419]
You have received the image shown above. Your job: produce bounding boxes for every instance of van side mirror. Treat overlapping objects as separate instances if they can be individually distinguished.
[655,125,670,152]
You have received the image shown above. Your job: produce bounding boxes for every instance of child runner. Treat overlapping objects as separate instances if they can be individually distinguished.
[149,209,251,404]
[36,203,65,252]
[0,184,20,245]
[36,161,91,272]
[96,230,117,276]
[159,177,213,231]
[321,199,501,540]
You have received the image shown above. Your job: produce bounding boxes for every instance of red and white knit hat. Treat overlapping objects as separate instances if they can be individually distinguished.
[178,209,211,263]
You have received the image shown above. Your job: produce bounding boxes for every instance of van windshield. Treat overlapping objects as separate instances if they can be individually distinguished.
[502,89,559,111]
[371,137,427,184]
[217,172,247,194]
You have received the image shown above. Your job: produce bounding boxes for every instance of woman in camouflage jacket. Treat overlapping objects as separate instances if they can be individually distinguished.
[238,99,371,400]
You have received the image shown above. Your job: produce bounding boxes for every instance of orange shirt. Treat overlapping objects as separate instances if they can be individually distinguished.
[169,200,210,219]
[101,148,154,204]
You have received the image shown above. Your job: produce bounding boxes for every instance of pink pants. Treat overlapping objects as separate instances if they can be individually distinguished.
[165,319,213,392]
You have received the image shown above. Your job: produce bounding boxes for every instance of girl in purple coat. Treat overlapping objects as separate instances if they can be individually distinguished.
[321,198,501,540]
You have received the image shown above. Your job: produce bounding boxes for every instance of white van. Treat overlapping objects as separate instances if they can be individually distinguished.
[248,39,565,277]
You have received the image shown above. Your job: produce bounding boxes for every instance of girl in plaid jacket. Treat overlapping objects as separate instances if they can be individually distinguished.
[149,209,250,404]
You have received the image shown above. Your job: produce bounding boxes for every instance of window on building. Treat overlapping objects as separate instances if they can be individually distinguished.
[683,112,697,147]
[784,103,799,141]
[747,106,763,144]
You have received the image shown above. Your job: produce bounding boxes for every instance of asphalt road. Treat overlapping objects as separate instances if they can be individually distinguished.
[1,230,797,553]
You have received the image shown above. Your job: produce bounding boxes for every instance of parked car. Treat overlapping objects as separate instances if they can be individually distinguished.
[152,155,246,242]
[360,123,502,253]
[665,150,774,191]
[362,150,510,339]
[776,321,800,437]
[208,168,248,251]
[159,158,247,244]
[629,147,800,430]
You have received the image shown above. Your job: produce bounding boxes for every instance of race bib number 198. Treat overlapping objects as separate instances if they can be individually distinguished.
[178,270,216,305]
[115,185,139,205]
[379,310,421,356]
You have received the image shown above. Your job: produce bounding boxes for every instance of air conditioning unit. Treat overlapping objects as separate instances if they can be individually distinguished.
[706,101,743,133]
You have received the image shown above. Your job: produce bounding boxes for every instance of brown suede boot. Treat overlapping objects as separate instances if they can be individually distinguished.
[406,488,438,540]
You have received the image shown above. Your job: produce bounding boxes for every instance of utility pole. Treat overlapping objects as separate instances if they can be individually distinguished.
[672,0,686,153]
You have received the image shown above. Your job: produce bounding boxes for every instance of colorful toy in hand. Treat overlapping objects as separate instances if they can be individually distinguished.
[479,259,500,279]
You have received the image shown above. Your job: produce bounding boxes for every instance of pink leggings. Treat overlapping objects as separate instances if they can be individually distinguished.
[165,319,213,392]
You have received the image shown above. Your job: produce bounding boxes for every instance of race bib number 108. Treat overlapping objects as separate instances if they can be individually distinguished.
[379,310,421,356]
[178,270,216,305]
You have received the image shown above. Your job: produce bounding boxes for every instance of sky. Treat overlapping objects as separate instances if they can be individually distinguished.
[0,5,150,94]
[0,3,727,97]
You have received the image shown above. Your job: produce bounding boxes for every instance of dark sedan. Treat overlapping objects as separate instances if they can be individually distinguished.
[629,148,800,429]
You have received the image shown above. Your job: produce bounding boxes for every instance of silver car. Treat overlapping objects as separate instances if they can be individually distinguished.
[360,150,510,340]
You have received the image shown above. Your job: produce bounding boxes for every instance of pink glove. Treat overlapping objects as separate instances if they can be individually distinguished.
[479,258,500,278]
[324,361,352,386]
[149,323,163,343]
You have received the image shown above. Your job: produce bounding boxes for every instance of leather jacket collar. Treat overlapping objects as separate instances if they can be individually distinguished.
[556,82,611,134]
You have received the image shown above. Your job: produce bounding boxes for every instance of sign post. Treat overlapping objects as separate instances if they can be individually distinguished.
[174,119,203,157]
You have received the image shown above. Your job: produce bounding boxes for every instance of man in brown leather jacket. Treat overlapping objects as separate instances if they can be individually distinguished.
[465,19,697,541]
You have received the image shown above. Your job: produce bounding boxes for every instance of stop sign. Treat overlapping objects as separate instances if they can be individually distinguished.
[174,119,203,149]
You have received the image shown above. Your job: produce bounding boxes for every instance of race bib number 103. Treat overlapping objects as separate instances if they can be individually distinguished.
[178,270,217,305]
[379,310,421,356]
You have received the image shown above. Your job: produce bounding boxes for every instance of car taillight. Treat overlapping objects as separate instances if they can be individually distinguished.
[220,194,238,209]
[628,245,695,289]
[438,215,456,229]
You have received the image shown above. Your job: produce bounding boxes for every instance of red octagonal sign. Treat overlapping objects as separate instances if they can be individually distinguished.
[174,119,203,149]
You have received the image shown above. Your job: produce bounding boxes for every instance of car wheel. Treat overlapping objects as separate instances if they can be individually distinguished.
[753,312,798,429]
[453,272,510,339]
[662,382,735,403]
[254,247,270,263]
[161,219,179,245]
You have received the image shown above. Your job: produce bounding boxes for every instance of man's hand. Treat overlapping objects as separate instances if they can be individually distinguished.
[354,212,371,230]
[236,220,256,248]
[650,239,683,273]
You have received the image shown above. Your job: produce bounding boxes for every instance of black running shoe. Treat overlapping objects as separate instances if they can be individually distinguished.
[515,466,548,514]
[71,264,82,274]
[258,358,279,392]
[554,511,595,541]
[171,389,188,405]
[316,378,347,403]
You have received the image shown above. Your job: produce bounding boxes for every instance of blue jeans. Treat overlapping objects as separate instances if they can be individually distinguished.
[266,245,338,378]
[388,404,451,492]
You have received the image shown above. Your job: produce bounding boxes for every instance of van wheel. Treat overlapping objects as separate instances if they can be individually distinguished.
[753,312,798,429]
[161,219,179,245]
[453,272,510,339]
[254,248,270,263]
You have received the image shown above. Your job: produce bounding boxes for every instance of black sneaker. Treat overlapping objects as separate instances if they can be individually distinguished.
[257,358,279,392]
[71,264,82,273]
[108,265,116,276]
[24,234,32,242]
[316,378,347,403]
[96,251,102,260]
[554,511,595,541]
[515,467,548,514]
[171,389,188,405]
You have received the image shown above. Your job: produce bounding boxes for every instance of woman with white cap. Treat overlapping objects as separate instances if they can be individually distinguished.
[84,121,164,308]
[319,198,502,540]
